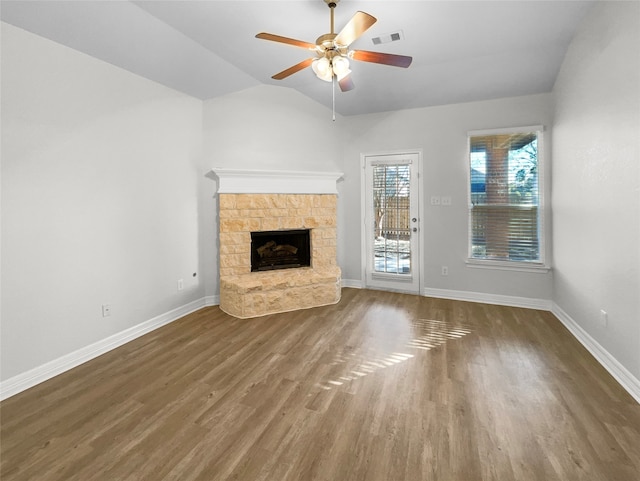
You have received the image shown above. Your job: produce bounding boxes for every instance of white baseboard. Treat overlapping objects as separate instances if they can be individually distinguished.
[423,287,553,310]
[204,295,220,306]
[343,280,550,310]
[341,278,364,289]
[551,303,640,404]
[0,298,208,401]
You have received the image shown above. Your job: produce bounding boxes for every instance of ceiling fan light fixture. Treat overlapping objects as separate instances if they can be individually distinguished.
[312,57,333,82]
[332,56,350,80]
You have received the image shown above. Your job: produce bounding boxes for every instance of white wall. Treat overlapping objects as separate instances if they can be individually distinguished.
[201,85,345,298]
[552,1,640,380]
[203,84,344,172]
[1,23,204,381]
[340,94,555,302]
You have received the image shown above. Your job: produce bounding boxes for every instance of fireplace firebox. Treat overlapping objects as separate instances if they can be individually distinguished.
[250,229,311,272]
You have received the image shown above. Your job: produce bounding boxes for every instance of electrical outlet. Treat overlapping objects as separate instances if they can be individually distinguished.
[431,196,441,206]
[441,196,452,206]
[441,266,449,276]
[177,279,184,291]
[102,304,111,317]
[600,309,608,326]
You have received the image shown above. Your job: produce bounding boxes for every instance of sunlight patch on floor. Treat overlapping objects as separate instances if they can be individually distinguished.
[316,319,473,391]
[407,319,473,350]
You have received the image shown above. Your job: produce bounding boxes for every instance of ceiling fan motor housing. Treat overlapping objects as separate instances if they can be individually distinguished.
[316,33,347,56]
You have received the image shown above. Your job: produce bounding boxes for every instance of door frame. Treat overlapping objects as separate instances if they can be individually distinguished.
[360,149,424,294]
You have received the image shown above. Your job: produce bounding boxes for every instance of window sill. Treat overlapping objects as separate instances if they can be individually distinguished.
[466,259,551,273]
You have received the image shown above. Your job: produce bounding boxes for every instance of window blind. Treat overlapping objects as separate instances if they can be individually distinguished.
[468,130,541,263]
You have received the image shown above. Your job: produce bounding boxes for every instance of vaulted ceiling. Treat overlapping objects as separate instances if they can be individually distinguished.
[1,0,595,116]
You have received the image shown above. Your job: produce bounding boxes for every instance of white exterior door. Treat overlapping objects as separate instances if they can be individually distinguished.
[363,152,422,294]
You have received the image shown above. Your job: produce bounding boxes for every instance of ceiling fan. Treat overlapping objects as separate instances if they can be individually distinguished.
[255,0,412,92]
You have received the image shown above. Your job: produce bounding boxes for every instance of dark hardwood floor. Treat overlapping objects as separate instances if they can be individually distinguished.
[1,288,639,480]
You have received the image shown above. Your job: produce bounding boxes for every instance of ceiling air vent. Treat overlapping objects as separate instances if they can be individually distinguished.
[371,30,404,45]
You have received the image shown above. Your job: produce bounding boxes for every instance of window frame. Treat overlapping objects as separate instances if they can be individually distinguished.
[466,125,549,272]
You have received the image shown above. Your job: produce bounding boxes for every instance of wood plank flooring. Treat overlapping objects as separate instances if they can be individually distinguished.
[1,288,639,480]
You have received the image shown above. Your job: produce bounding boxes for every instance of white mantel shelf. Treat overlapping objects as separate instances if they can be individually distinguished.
[210,168,344,195]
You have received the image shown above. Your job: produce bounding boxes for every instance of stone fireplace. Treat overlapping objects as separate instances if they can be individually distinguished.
[212,169,343,319]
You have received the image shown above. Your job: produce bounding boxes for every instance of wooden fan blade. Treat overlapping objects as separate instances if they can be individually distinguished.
[256,32,317,51]
[350,50,413,68]
[338,75,355,92]
[272,58,315,80]
[334,11,377,47]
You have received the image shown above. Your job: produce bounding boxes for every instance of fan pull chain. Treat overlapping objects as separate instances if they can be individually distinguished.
[332,74,336,121]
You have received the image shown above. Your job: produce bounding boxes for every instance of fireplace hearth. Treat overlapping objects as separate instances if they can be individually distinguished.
[251,229,311,272]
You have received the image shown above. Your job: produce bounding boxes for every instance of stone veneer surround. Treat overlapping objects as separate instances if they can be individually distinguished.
[218,193,341,318]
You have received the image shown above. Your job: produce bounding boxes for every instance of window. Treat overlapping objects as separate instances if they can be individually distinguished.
[468,126,545,268]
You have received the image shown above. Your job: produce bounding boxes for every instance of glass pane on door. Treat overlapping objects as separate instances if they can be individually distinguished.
[372,164,412,275]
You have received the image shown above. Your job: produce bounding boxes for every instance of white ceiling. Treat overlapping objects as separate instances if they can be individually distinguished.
[1,0,595,116]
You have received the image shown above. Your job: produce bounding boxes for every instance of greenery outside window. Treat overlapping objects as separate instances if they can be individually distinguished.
[467,126,545,268]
